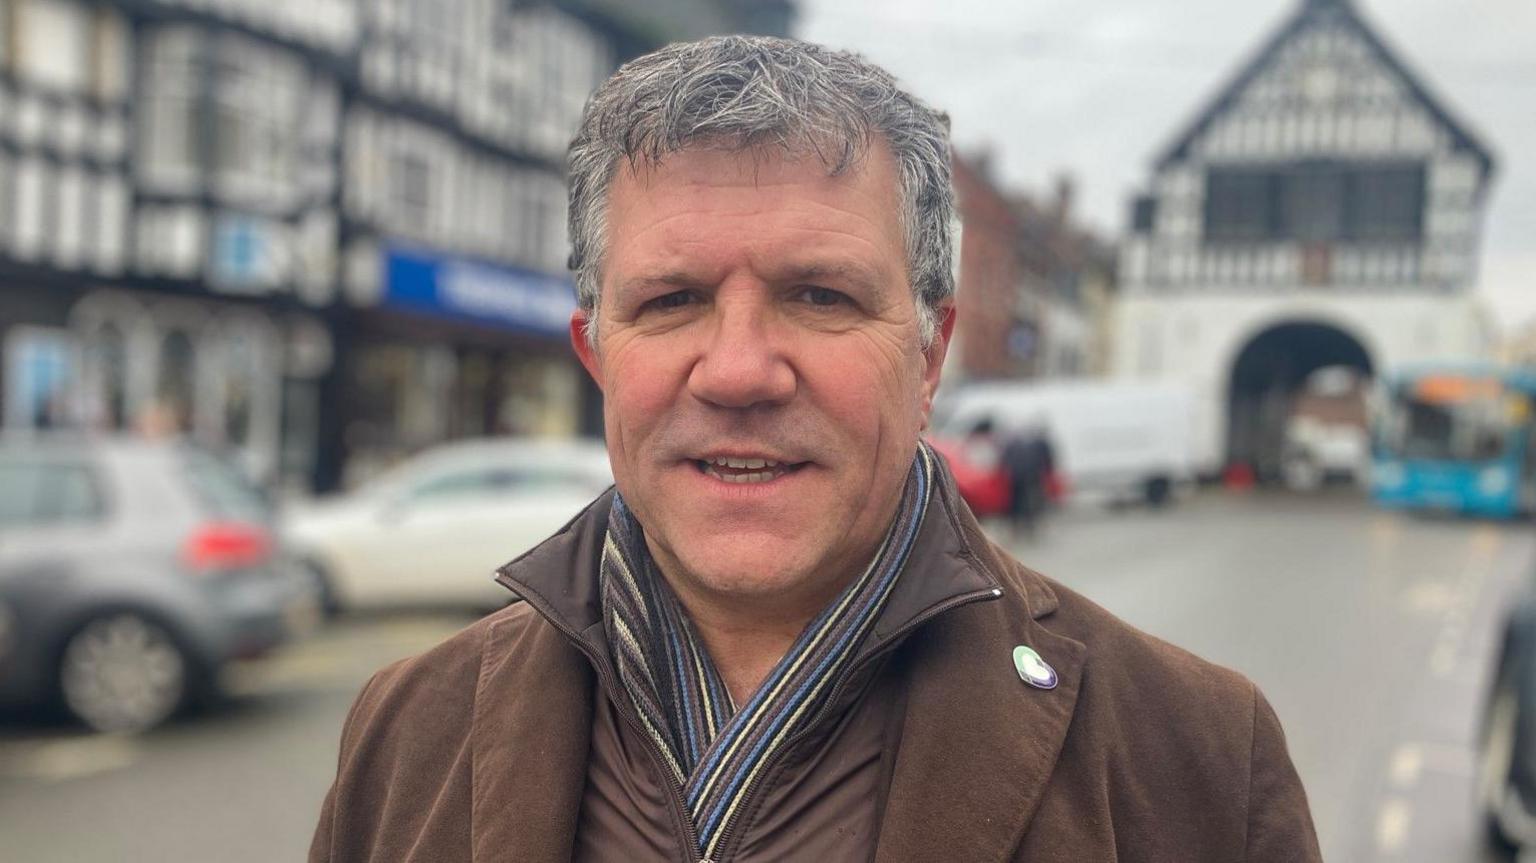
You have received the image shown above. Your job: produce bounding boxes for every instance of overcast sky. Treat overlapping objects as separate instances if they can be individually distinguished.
[798,0,1536,333]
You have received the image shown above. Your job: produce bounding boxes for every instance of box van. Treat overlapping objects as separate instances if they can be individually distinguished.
[934,380,1197,506]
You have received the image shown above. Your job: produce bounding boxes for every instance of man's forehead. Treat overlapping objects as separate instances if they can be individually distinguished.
[611,139,899,197]
[616,258,886,294]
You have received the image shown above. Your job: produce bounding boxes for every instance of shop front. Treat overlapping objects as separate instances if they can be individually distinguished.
[335,246,588,489]
[0,283,332,491]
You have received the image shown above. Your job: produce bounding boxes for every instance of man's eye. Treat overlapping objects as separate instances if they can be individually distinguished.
[645,291,695,311]
[800,287,849,307]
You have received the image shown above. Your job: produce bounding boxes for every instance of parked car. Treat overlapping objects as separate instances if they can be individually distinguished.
[0,434,319,732]
[282,438,612,613]
[1481,579,1536,852]
[925,435,1011,516]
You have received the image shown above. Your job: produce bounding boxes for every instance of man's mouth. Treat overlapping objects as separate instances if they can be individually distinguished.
[693,456,807,484]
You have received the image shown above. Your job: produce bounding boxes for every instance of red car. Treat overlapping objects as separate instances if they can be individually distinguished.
[926,436,1011,516]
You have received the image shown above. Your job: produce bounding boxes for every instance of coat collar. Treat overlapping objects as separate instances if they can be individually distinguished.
[484,453,1083,863]
[467,602,595,862]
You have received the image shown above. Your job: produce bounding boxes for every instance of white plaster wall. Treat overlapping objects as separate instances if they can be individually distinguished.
[1114,290,1492,472]
[1043,299,1090,377]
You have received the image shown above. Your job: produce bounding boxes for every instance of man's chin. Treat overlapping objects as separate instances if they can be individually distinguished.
[667,546,825,602]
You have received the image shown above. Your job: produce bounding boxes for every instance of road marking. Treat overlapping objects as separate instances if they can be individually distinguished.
[0,734,141,783]
[1472,524,1503,555]
[1376,739,1476,855]
[1429,638,1460,677]
[1370,514,1399,542]
[1388,744,1422,789]
[1402,581,1455,614]
[1375,797,1412,854]
[1415,741,1476,778]
[1427,528,1503,679]
[221,617,471,697]
[365,618,478,642]
[223,651,352,696]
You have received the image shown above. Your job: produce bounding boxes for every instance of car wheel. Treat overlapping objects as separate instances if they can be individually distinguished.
[58,613,188,733]
[302,559,342,618]
[1481,678,1535,850]
[1144,476,1172,508]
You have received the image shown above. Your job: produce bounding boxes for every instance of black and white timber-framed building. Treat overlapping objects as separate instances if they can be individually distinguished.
[1115,0,1497,477]
[0,0,792,492]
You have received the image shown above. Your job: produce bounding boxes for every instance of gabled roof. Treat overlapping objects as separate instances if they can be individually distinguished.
[1154,0,1496,180]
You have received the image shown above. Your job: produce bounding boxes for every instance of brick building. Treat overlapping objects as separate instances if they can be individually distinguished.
[950,154,1115,383]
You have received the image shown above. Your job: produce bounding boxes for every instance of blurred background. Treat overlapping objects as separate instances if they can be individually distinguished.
[0,0,1532,860]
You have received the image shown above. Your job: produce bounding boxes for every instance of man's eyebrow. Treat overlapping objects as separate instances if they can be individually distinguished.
[614,273,708,296]
[615,263,883,296]
[778,262,881,290]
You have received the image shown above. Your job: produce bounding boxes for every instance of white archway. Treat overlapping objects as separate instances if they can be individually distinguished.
[1224,316,1375,478]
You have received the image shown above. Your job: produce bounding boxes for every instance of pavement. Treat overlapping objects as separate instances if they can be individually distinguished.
[0,488,1529,862]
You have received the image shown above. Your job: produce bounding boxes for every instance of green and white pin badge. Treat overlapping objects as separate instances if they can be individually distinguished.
[1013,645,1058,690]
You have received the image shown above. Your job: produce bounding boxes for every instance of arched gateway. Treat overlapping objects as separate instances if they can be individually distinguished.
[1226,320,1372,479]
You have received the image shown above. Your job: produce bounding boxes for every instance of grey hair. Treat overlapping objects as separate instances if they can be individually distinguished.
[566,35,955,347]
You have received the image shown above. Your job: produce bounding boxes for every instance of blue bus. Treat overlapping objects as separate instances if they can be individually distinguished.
[1371,364,1536,518]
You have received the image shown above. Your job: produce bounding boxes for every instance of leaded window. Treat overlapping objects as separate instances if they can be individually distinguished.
[1204,161,1425,244]
[1205,169,1276,242]
[1349,165,1424,242]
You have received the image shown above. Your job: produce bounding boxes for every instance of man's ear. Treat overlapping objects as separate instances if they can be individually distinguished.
[919,301,957,430]
[570,309,603,390]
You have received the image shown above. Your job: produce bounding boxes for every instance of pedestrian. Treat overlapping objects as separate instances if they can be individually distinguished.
[1000,415,1053,539]
[310,36,1320,863]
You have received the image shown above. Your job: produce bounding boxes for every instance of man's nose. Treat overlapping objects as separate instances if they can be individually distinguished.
[687,294,796,409]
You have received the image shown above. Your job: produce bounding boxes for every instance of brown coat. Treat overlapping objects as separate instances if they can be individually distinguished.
[310,474,1321,862]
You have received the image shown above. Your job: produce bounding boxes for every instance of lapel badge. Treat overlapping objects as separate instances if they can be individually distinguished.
[1013,645,1058,690]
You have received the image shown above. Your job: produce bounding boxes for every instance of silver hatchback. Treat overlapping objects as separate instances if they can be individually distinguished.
[0,434,318,732]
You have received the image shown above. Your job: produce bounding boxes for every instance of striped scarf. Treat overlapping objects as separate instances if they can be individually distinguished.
[600,443,936,860]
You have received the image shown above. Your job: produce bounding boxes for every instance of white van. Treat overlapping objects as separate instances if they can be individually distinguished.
[934,380,1198,506]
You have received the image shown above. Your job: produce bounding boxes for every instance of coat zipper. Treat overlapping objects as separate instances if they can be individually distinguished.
[513,582,1003,863]
[703,585,1003,861]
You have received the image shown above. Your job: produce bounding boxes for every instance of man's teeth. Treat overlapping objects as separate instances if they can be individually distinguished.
[712,457,779,469]
[702,457,787,483]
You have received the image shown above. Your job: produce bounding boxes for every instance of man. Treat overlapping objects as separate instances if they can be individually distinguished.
[999,415,1054,538]
[311,36,1321,862]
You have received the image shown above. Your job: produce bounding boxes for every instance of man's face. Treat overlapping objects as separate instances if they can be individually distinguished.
[572,143,953,612]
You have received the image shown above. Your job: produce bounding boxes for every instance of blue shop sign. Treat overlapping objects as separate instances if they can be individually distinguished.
[385,248,575,337]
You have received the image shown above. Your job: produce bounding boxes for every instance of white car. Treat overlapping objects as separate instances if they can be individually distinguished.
[1279,415,1369,491]
[282,438,612,613]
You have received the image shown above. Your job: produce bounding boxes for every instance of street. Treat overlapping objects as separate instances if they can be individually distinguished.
[1,489,1529,862]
